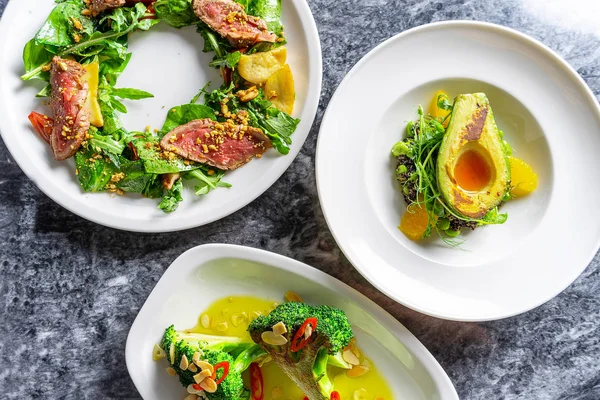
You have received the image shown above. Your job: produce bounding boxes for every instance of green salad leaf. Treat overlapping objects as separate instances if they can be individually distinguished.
[161,104,217,134]
[155,0,198,28]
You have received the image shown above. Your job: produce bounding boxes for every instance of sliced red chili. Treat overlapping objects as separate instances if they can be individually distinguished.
[28,111,53,145]
[192,383,202,391]
[212,361,230,385]
[330,391,340,400]
[250,362,264,400]
[290,317,318,352]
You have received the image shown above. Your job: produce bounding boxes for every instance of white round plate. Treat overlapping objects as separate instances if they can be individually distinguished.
[126,244,458,400]
[0,0,321,232]
[316,21,600,321]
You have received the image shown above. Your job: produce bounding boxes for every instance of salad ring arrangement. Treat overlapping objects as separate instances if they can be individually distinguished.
[23,0,298,213]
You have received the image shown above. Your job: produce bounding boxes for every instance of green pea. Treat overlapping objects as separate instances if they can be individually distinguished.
[403,186,409,195]
[498,129,505,139]
[433,202,445,217]
[445,229,461,237]
[392,141,411,157]
[437,218,450,231]
[406,121,415,137]
[396,165,408,174]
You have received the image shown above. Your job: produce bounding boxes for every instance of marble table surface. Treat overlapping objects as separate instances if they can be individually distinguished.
[1,0,599,399]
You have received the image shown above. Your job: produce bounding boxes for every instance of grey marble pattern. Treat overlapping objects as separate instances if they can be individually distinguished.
[1,0,599,398]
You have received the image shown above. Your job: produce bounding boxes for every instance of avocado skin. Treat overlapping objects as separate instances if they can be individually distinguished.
[436,93,510,219]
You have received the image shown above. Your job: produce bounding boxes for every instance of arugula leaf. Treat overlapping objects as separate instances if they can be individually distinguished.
[209,51,242,69]
[35,1,94,49]
[132,138,200,174]
[161,104,217,133]
[112,88,154,100]
[159,179,184,212]
[22,3,156,81]
[186,168,231,196]
[75,149,116,192]
[482,207,508,225]
[247,0,283,34]
[22,39,53,81]
[88,130,127,155]
[154,0,199,28]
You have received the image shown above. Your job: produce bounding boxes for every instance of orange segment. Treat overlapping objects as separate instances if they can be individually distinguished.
[509,156,538,197]
[399,203,431,241]
[429,90,451,128]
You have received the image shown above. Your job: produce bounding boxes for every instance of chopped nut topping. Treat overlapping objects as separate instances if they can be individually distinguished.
[193,369,212,384]
[261,331,288,346]
[152,344,166,361]
[195,360,215,375]
[214,322,229,332]
[188,363,198,373]
[180,354,189,370]
[272,321,287,336]
[200,377,218,393]
[343,349,360,366]
[200,314,210,329]
[285,291,303,302]
[169,343,175,365]
[304,324,313,340]
[346,365,369,378]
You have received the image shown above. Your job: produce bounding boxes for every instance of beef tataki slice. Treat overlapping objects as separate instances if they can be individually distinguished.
[160,118,272,170]
[49,57,90,161]
[87,0,126,15]
[193,0,278,48]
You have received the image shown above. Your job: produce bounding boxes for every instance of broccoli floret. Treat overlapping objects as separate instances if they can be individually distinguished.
[248,302,355,400]
[160,326,264,400]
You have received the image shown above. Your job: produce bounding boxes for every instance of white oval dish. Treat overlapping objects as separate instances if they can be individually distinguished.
[316,21,600,321]
[0,0,321,232]
[125,244,458,400]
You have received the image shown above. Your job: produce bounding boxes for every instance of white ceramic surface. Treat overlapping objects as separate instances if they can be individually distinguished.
[316,21,600,321]
[126,244,458,400]
[0,0,321,232]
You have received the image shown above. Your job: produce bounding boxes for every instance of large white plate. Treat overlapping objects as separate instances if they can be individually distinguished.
[0,0,321,232]
[316,21,600,321]
[126,244,458,400]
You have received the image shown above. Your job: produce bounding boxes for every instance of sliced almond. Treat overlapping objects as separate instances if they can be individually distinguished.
[184,395,199,400]
[200,314,210,329]
[304,324,313,339]
[272,321,288,336]
[166,367,177,376]
[180,354,189,370]
[353,388,368,400]
[192,351,203,364]
[343,349,360,366]
[188,363,198,372]
[250,311,262,320]
[200,377,218,393]
[261,331,288,346]
[285,291,303,302]
[193,369,212,384]
[271,302,279,310]
[169,343,175,365]
[271,387,283,399]
[231,312,248,327]
[214,322,229,332]
[186,384,201,394]
[195,360,215,375]
[152,344,166,361]
[347,365,369,378]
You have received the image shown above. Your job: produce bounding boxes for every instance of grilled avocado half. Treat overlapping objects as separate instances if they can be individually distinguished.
[436,93,510,219]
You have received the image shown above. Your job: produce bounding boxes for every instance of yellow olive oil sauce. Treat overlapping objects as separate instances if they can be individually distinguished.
[188,295,394,400]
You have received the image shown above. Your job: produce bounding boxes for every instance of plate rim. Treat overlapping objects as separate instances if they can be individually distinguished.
[125,243,459,400]
[315,20,600,321]
[0,0,322,233]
